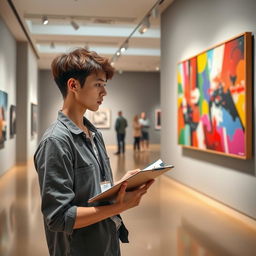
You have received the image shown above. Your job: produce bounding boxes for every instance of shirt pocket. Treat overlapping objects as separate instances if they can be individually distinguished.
[73,164,97,197]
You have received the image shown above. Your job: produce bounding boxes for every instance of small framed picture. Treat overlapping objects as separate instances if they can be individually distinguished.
[155,109,161,130]
[10,105,16,138]
[0,90,8,148]
[90,108,111,129]
[31,103,38,137]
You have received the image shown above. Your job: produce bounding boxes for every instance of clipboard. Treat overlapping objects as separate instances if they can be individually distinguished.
[88,164,174,203]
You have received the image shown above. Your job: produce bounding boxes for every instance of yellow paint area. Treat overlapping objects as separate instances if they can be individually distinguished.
[202,99,209,115]
[197,53,207,73]
[236,94,245,127]
[177,70,182,84]
[177,97,183,107]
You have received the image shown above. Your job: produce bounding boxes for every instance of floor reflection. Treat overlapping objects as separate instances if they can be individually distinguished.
[160,176,256,256]
[0,145,256,255]
[177,218,232,256]
[0,163,47,256]
[0,210,9,254]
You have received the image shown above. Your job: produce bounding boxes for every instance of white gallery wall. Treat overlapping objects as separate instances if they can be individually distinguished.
[16,42,38,164]
[161,0,256,218]
[0,17,38,175]
[0,17,17,176]
[39,71,160,146]
[27,46,38,158]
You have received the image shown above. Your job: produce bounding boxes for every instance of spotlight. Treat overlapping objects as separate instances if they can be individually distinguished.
[116,51,121,56]
[70,20,79,30]
[42,16,48,25]
[151,6,160,19]
[139,16,150,34]
[120,40,129,53]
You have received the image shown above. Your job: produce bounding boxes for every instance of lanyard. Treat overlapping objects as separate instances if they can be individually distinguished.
[84,133,107,181]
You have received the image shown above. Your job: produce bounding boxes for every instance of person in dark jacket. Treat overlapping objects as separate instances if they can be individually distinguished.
[114,111,128,155]
[34,48,154,256]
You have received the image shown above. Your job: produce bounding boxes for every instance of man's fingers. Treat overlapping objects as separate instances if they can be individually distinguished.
[145,179,155,188]
[139,179,155,190]
[137,179,155,195]
[117,182,127,202]
[140,190,147,196]
[131,169,140,174]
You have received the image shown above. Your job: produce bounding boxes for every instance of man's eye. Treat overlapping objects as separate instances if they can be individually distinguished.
[96,83,106,87]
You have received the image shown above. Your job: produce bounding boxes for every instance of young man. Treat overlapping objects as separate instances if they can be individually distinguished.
[114,111,128,155]
[34,48,154,256]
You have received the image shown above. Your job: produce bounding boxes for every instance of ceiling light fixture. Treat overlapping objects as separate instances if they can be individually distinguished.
[70,20,80,30]
[110,0,164,64]
[138,16,150,34]
[120,40,129,53]
[151,6,160,19]
[42,15,48,25]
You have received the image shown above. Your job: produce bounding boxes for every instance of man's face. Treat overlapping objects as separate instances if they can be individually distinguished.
[75,71,107,111]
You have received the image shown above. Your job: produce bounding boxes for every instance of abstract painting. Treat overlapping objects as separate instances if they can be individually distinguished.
[10,105,16,138]
[91,108,111,129]
[177,32,252,159]
[155,109,161,130]
[31,103,38,137]
[0,90,8,148]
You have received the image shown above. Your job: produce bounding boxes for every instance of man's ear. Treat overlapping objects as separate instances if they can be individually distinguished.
[67,78,78,91]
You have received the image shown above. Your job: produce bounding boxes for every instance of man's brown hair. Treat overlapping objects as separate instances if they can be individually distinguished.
[51,48,115,98]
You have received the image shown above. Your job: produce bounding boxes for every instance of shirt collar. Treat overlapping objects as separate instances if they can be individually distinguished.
[57,111,97,135]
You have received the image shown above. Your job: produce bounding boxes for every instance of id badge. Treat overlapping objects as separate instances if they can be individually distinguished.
[100,180,111,193]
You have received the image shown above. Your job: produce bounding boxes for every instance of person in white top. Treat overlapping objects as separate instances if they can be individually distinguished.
[139,112,150,151]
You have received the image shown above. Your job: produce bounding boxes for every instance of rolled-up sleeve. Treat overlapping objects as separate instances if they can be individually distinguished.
[34,137,77,234]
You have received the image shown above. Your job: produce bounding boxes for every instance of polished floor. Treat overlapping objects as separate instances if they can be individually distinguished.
[1,145,256,256]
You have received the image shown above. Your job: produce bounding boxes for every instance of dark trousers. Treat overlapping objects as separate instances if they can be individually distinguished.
[134,137,140,151]
[117,133,126,153]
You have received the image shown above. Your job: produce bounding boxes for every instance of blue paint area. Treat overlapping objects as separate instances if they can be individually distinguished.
[201,69,211,102]
[184,124,191,146]
[220,108,242,140]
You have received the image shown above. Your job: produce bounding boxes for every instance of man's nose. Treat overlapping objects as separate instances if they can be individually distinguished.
[102,86,107,96]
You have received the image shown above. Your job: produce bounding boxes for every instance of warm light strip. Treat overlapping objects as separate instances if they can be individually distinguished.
[161,175,256,230]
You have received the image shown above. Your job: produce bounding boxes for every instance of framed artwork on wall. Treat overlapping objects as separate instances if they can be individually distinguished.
[90,108,111,129]
[31,103,38,137]
[155,109,161,130]
[10,105,16,138]
[177,32,252,159]
[0,90,8,148]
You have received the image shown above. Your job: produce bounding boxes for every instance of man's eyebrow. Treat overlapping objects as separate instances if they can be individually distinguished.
[97,78,107,82]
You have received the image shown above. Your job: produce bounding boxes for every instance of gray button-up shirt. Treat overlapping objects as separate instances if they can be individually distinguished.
[34,111,124,256]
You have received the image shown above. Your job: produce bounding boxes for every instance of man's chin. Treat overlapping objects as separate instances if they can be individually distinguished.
[88,106,99,112]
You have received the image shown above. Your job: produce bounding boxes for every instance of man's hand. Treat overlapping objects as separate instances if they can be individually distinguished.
[115,169,140,184]
[114,179,155,212]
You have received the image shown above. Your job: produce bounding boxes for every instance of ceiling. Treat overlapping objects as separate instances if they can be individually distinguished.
[0,0,174,72]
